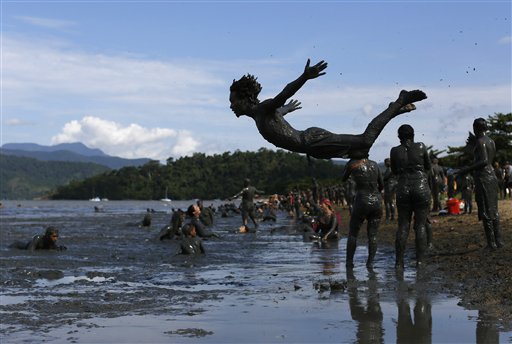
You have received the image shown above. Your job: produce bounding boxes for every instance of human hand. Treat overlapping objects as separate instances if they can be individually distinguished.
[276,99,302,116]
[304,59,327,79]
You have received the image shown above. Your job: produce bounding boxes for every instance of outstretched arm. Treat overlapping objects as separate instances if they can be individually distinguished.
[269,59,327,109]
[275,99,302,117]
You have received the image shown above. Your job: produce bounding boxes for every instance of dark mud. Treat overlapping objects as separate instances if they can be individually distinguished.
[0,199,511,343]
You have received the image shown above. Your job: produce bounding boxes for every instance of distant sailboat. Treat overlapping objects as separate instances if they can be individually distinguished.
[160,187,171,202]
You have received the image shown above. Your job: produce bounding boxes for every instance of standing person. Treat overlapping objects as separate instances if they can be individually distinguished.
[342,158,384,269]
[456,118,503,250]
[459,173,475,214]
[230,59,427,160]
[231,178,265,231]
[493,162,505,200]
[186,204,220,239]
[383,158,398,223]
[429,158,446,212]
[390,124,432,269]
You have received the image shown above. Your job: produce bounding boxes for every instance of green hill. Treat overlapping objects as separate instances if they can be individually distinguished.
[0,154,110,200]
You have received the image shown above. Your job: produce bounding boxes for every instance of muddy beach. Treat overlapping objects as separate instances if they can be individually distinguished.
[0,199,511,343]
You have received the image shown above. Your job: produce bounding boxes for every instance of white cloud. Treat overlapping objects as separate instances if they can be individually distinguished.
[51,116,200,162]
[15,16,76,29]
[498,36,512,45]
[4,118,35,126]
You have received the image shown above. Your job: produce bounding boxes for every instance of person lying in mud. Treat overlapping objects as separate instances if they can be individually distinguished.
[230,58,427,160]
[186,204,221,239]
[9,226,67,251]
[178,223,205,255]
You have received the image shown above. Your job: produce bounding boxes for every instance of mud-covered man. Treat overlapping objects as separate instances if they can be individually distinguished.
[10,226,67,251]
[342,157,383,268]
[390,124,431,269]
[230,59,427,160]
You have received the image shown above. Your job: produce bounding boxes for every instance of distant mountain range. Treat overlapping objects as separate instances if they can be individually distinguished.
[1,142,151,169]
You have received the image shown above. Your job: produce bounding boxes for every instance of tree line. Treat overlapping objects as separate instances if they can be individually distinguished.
[50,148,345,200]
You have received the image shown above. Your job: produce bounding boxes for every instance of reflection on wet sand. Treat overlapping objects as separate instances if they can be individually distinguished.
[347,268,384,344]
[395,269,432,344]
[476,310,500,344]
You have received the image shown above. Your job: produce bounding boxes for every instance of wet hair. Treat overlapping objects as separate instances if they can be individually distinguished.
[244,178,251,187]
[187,204,196,217]
[473,118,487,133]
[181,223,195,236]
[44,226,59,237]
[230,74,261,106]
[398,124,414,142]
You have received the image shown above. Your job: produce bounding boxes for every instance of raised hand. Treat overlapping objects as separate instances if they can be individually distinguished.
[276,99,303,116]
[304,59,328,79]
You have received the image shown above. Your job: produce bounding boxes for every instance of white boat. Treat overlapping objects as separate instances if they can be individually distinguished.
[160,188,171,202]
[89,197,101,202]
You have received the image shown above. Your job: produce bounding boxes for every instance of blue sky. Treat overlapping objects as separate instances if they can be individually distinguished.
[1,1,510,163]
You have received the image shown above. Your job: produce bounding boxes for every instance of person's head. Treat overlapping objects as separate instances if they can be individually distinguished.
[229,74,261,117]
[182,223,197,237]
[432,158,438,165]
[384,158,391,167]
[473,118,487,135]
[196,199,203,209]
[398,124,414,143]
[320,199,333,213]
[44,226,59,243]
[187,204,201,218]
[244,178,251,187]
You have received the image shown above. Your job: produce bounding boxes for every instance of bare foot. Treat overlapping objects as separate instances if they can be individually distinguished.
[398,89,427,105]
[398,103,416,114]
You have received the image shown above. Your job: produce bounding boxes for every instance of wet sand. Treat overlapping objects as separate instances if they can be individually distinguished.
[0,199,511,342]
[349,199,512,331]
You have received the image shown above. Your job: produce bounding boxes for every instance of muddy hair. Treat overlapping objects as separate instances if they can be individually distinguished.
[230,74,262,106]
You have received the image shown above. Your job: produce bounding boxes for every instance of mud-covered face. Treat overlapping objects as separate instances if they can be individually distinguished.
[229,91,248,117]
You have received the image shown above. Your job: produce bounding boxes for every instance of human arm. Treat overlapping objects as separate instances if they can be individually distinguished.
[322,213,338,241]
[269,59,328,109]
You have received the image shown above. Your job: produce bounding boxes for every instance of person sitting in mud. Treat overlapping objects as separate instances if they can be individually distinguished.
[178,223,205,255]
[342,157,383,269]
[9,226,67,251]
[197,199,215,227]
[305,199,339,242]
[158,209,185,240]
[230,58,427,160]
[186,204,220,239]
[140,211,152,228]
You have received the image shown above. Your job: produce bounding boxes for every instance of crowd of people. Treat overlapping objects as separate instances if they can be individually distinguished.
[8,117,507,273]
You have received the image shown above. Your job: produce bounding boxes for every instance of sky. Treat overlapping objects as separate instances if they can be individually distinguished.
[1,0,511,164]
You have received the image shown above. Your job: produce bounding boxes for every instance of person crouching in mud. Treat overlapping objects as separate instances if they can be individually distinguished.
[178,223,205,255]
[305,199,339,242]
[10,226,67,251]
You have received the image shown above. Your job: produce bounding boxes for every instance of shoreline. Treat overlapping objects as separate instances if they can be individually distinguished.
[337,199,512,330]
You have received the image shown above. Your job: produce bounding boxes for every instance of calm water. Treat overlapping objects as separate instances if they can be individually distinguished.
[0,200,510,343]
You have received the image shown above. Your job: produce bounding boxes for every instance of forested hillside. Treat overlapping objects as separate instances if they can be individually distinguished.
[0,154,110,200]
[51,148,345,200]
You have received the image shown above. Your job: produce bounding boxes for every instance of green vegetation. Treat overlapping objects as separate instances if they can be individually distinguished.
[0,154,110,200]
[439,112,512,167]
[4,113,508,201]
[50,148,344,200]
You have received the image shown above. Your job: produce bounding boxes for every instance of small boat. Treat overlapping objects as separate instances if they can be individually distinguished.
[89,197,101,202]
[160,188,171,202]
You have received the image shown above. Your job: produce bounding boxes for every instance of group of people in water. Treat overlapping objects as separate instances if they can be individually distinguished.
[8,58,504,271]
